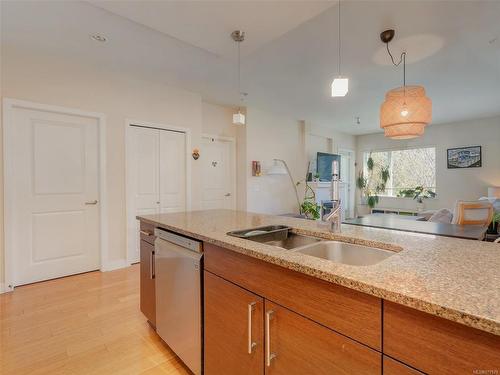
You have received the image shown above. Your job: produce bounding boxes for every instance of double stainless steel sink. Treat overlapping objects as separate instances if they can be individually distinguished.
[227,225,394,266]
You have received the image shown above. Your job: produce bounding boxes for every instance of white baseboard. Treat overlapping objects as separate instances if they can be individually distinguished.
[101,259,129,272]
[0,282,13,294]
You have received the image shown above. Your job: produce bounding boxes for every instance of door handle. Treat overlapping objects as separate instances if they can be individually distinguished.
[140,230,153,236]
[265,310,277,366]
[85,200,98,205]
[224,193,231,197]
[248,302,257,354]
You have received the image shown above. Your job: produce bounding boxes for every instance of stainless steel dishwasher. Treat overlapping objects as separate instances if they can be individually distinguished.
[154,228,202,375]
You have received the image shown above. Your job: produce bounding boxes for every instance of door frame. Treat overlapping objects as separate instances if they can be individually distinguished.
[200,134,237,210]
[125,119,192,265]
[3,98,109,291]
[338,148,356,219]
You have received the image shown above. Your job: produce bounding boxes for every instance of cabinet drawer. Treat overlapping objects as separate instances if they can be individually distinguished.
[265,301,381,374]
[140,221,156,245]
[383,356,423,375]
[384,301,500,374]
[204,244,382,350]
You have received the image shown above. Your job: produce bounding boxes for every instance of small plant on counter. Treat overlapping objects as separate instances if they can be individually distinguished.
[297,180,320,220]
[356,154,390,209]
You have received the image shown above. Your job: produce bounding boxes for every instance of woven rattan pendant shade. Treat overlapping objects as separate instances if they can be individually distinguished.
[380,85,432,139]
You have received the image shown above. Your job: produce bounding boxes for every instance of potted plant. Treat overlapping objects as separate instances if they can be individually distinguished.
[356,154,390,212]
[489,212,500,234]
[297,179,320,220]
[397,186,436,211]
[313,172,320,182]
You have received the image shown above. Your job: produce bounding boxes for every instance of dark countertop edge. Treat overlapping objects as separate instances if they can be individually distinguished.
[137,215,500,337]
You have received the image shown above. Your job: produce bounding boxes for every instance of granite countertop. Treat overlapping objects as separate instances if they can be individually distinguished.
[138,209,500,336]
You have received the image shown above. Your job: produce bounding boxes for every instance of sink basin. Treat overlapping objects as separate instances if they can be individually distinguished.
[295,241,394,266]
[227,225,321,250]
[261,232,322,250]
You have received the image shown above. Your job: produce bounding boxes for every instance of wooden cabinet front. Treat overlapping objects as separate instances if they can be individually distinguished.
[204,271,264,375]
[204,243,382,350]
[384,301,500,374]
[139,239,156,326]
[264,301,381,375]
[383,356,423,375]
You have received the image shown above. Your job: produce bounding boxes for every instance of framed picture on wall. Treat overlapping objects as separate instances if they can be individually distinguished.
[447,146,482,169]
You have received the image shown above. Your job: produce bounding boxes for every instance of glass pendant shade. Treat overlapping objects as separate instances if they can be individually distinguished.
[232,111,245,125]
[331,77,349,97]
[380,85,432,139]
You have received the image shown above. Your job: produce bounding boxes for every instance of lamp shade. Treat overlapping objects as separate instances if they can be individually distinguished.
[380,85,432,139]
[488,187,500,198]
[233,111,245,125]
[267,160,287,175]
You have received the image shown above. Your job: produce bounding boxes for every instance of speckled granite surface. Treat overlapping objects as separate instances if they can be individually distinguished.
[138,209,500,336]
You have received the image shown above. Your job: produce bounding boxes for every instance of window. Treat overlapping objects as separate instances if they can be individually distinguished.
[363,147,436,197]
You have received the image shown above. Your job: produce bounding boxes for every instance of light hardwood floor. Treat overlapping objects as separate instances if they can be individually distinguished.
[0,265,191,375]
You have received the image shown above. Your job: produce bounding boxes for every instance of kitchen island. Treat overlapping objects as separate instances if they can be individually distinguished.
[138,209,500,374]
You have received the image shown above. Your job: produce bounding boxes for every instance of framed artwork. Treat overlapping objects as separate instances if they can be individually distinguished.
[447,146,482,169]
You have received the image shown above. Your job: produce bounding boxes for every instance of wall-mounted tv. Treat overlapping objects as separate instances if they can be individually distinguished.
[316,152,341,182]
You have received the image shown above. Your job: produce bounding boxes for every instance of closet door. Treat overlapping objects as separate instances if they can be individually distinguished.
[127,126,187,263]
[127,126,160,263]
[159,130,187,214]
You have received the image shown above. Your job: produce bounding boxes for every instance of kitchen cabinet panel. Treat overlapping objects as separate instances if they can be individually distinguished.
[384,301,500,374]
[264,301,381,375]
[204,271,264,375]
[205,243,382,350]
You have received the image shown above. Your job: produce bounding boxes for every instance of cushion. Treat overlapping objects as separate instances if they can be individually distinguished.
[428,208,453,224]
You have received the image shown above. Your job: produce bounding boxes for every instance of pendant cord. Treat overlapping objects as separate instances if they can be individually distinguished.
[238,40,241,111]
[385,42,407,95]
[337,0,341,76]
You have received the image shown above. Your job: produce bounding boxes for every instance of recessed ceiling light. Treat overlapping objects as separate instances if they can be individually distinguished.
[90,34,107,43]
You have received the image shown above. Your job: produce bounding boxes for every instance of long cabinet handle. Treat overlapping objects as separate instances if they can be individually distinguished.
[150,251,155,279]
[265,310,277,366]
[247,302,257,354]
[140,230,153,236]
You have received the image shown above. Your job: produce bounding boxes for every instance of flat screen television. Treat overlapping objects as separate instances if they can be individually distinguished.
[316,152,341,182]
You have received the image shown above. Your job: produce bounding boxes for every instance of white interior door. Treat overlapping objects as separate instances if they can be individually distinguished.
[8,106,100,286]
[200,137,235,210]
[159,130,186,213]
[127,125,187,263]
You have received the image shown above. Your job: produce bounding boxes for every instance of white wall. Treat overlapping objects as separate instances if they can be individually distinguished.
[245,110,356,215]
[0,47,235,282]
[245,108,303,214]
[356,116,500,211]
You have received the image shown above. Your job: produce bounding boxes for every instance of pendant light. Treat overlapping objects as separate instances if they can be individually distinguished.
[331,0,348,97]
[380,29,432,139]
[231,30,246,125]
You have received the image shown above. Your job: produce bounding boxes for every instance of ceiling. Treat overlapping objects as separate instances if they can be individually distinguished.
[2,1,500,135]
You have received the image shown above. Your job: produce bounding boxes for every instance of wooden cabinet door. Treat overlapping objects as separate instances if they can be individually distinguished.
[204,271,264,375]
[139,239,155,326]
[383,356,423,375]
[264,301,381,375]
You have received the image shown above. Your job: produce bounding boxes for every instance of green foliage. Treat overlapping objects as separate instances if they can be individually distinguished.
[492,212,500,227]
[300,200,320,220]
[396,186,436,203]
[366,156,374,171]
[297,178,320,220]
[357,153,389,209]
[367,195,379,208]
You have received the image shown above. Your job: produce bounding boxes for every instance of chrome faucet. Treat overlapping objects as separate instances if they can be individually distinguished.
[321,160,342,232]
